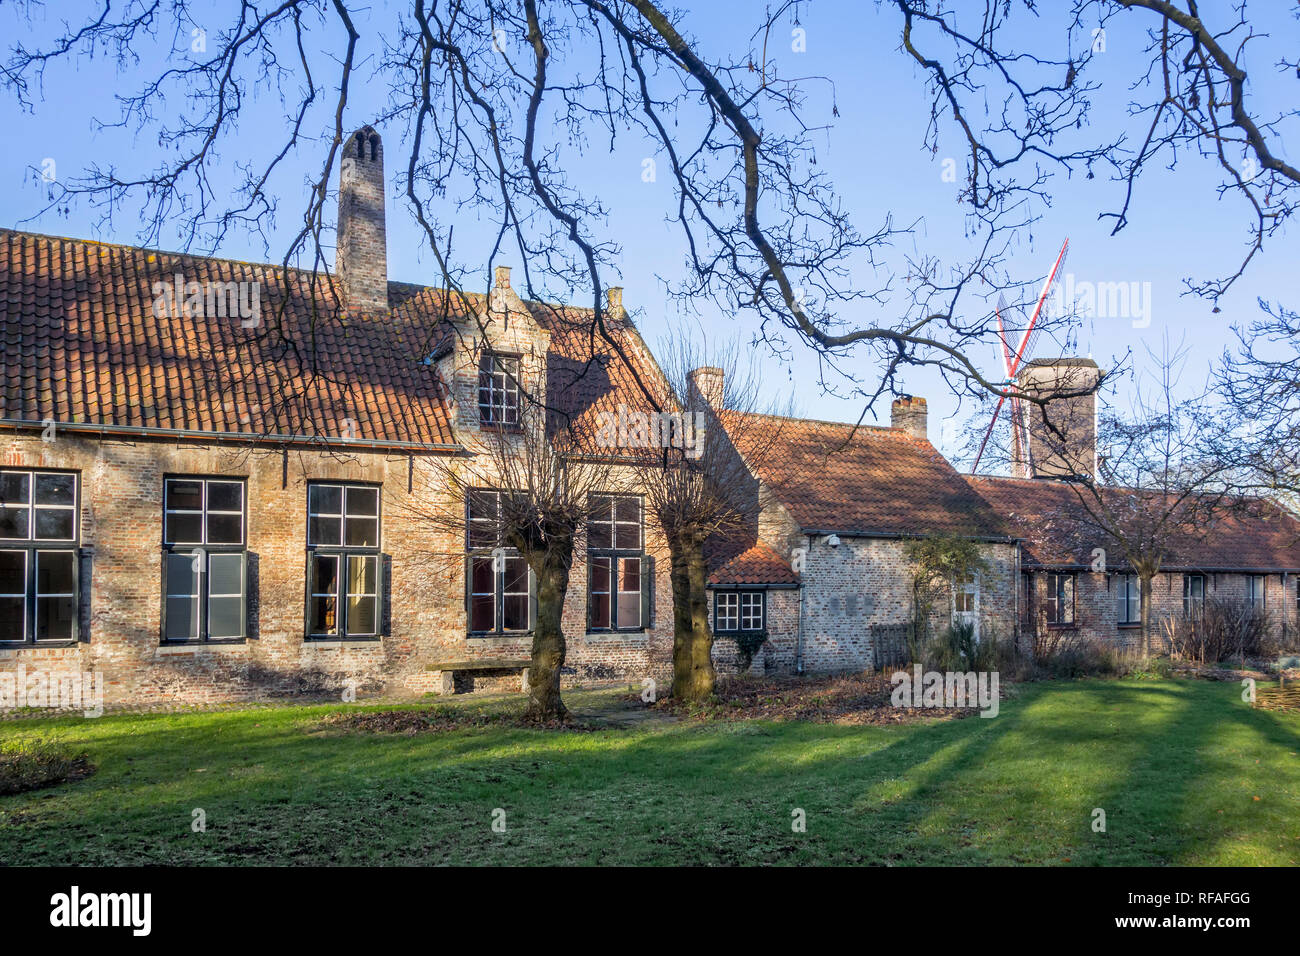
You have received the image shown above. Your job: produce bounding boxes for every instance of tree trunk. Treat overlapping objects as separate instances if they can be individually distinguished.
[670,532,715,702]
[1139,572,1153,659]
[525,545,572,721]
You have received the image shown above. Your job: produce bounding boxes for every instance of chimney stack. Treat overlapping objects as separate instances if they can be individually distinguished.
[891,396,928,440]
[336,126,388,313]
[494,265,511,290]
[687,366,724,409]
[1015,358,1102,480]
[607,286,624,316]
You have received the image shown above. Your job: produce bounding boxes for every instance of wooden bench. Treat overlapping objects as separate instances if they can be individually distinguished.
[425,659,532,695]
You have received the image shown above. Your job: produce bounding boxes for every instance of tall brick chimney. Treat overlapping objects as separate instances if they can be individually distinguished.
[891,396,927,440]
[1015,358,1102,480]
[336,126,388,313]
[687,366,724,408]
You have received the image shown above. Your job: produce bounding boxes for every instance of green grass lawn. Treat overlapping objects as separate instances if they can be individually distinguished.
[1,677,1297,865]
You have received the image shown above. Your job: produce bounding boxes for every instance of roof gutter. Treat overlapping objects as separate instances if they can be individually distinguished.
[801,528,1019,546]
[0,419,463,455]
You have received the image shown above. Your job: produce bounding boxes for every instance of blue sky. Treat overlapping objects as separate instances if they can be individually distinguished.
[2,1,1294,463]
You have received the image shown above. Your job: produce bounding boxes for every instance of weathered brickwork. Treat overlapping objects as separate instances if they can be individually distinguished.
[1022,568,1299,652]
[0,431,675,707]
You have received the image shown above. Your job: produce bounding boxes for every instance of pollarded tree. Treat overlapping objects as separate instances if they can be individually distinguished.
[401,340,629,719]
[627,337,790,702]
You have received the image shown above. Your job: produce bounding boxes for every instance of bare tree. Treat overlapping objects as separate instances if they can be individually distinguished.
[398,343,627,719]
[1218,301,1300,512]
[1039,346,1234,656]
[2,0,1114,426]
[893,0,1300,305]
[628,336,788,702]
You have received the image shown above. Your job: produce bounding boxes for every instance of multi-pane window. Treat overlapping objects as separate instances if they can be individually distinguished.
[307,484,381,638]
[1183,574,1205,617]
[587,495,649,631]
[1045,572,1076,625]
[0,470,79,643]
[466,490,534,634]
[162,477,246,642]
[1246,574,1266,608]
[1116,573,1141,625]
[714,591,764,632]
[478,353,520,427]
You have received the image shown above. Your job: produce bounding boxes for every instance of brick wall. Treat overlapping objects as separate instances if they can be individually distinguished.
[1021,568,1299,651]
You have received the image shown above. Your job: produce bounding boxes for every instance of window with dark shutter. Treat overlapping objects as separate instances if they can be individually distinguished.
[0,469,80,644]
[586,494,647,631]
[306,483,381,639]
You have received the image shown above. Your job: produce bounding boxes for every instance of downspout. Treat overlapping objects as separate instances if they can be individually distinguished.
[1014,540,1022,646]
[795,535,808,674]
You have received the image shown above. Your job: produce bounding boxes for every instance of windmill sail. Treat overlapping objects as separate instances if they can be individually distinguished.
[971,239,1070,474]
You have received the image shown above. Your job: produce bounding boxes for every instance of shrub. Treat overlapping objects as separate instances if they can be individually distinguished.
[914,619,1000,673]
[1165,597,1273,663]
[0,737,94,796]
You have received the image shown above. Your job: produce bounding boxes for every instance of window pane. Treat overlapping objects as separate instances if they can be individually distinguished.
[166,479,204,511]
[471,594,496,632]
[345,516,378,548]
[206,481,242,512]
[166,552,200,596]
[0,550,25,592]
[166,512,204,544]
[166,597,199,640]
[0,507,29,539]
[209,553,243,596]
[617,593,641,629]
[206,513,242,545]
[615,497,641,524]
[614,521,641,551]
[620,558,640,594]
[308,516,342,546]
[502,594,529,631]
[345,486,379,517]
[34,473,75,506]
[589,522,613,549]
[309,484,342,515]
[36,596,76,641]
[207,596,242,639]
[589,593,611,630]
[309,595,338,635]
[590,556,610,594]
[0,597,24,639]
[347,595,377,635]
[36,551,75,594]
[0,472,30,504]
[348,555,377,596]
[503,556,529,596]
[34,509,74,540]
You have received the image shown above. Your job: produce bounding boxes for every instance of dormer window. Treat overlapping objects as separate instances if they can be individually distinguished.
[478,352,520,427]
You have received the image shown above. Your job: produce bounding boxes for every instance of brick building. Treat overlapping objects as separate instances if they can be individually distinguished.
[2,127,1297,706]
[0,128,678,705]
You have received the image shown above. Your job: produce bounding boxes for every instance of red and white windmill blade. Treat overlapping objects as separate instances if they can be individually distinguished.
[971,238,1070,474]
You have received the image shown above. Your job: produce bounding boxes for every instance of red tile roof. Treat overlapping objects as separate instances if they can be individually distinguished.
[966,474,1300,571]
[721,412,1009,539]
[708,542,800,587]
[0,229,658,449]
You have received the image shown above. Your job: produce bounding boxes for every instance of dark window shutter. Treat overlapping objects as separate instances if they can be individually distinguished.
[78,548,92,643]
[381,554,393,637]
[642,555,654,630]
[528,566,538,632]
[464,555,473,628]
[585,557,593,630]
[246,551,259,639]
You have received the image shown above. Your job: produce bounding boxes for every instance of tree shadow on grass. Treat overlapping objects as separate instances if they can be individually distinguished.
[3,680,1297,866]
